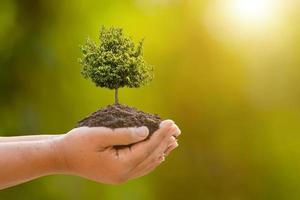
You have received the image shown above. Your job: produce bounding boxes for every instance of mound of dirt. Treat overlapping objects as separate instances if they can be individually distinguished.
[76,104,162,135]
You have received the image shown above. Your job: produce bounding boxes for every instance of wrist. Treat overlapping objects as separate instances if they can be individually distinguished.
[44,135,70,175]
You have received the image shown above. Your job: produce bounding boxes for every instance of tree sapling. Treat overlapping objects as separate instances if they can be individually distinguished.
[77,26,162,135]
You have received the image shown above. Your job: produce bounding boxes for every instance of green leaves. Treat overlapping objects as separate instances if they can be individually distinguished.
[80,26,153,90]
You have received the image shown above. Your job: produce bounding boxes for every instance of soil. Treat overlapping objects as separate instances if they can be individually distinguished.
[76,104,162,135]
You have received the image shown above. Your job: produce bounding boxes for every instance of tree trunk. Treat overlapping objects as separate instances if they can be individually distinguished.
[115,88,119,104]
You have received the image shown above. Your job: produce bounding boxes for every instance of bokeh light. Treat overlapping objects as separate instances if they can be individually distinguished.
[204,0,285,42]
[231,0,274,24]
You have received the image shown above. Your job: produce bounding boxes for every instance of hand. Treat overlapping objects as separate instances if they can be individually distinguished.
[54,120,181,184]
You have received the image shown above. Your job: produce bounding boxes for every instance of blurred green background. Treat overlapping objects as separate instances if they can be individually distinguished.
[1,0,300,199]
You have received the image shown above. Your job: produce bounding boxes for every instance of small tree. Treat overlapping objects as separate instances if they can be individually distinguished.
[80,26,153,104]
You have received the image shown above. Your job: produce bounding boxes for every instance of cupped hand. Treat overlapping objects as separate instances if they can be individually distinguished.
[54,120,181,184]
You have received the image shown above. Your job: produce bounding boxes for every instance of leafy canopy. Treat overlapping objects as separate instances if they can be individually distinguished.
[80,26,153,90]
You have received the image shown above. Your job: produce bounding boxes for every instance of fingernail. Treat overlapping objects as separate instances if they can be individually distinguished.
[172,136,176,141]
[175,142,179,147]
[136,126,149,137]
[159,119,174,128]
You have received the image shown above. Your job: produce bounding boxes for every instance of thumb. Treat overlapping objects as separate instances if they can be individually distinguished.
[105,126,149,146]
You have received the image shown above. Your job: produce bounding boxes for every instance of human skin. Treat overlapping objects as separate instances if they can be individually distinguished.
[0,120,180,190]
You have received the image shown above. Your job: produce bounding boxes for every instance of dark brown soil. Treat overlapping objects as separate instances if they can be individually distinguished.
[76,104,162,135]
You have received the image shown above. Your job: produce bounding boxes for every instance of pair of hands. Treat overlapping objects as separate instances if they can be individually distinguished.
[53,120,181,184]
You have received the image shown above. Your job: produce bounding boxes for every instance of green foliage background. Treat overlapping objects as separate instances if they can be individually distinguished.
[1,0,300,199]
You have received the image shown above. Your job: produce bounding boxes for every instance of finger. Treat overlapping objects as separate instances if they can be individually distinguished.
[124,123,180,177]
[145,125,179,160]
[131,153,165,179]
[158,121,181,138]
[130,134,176,173]
[109,126,149,146]
[128,123,180,174]
[88,126,149,146]
[172,124,181,138]
[128,120,177,164]
[164,141,179,156]
[130,142,180,179]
